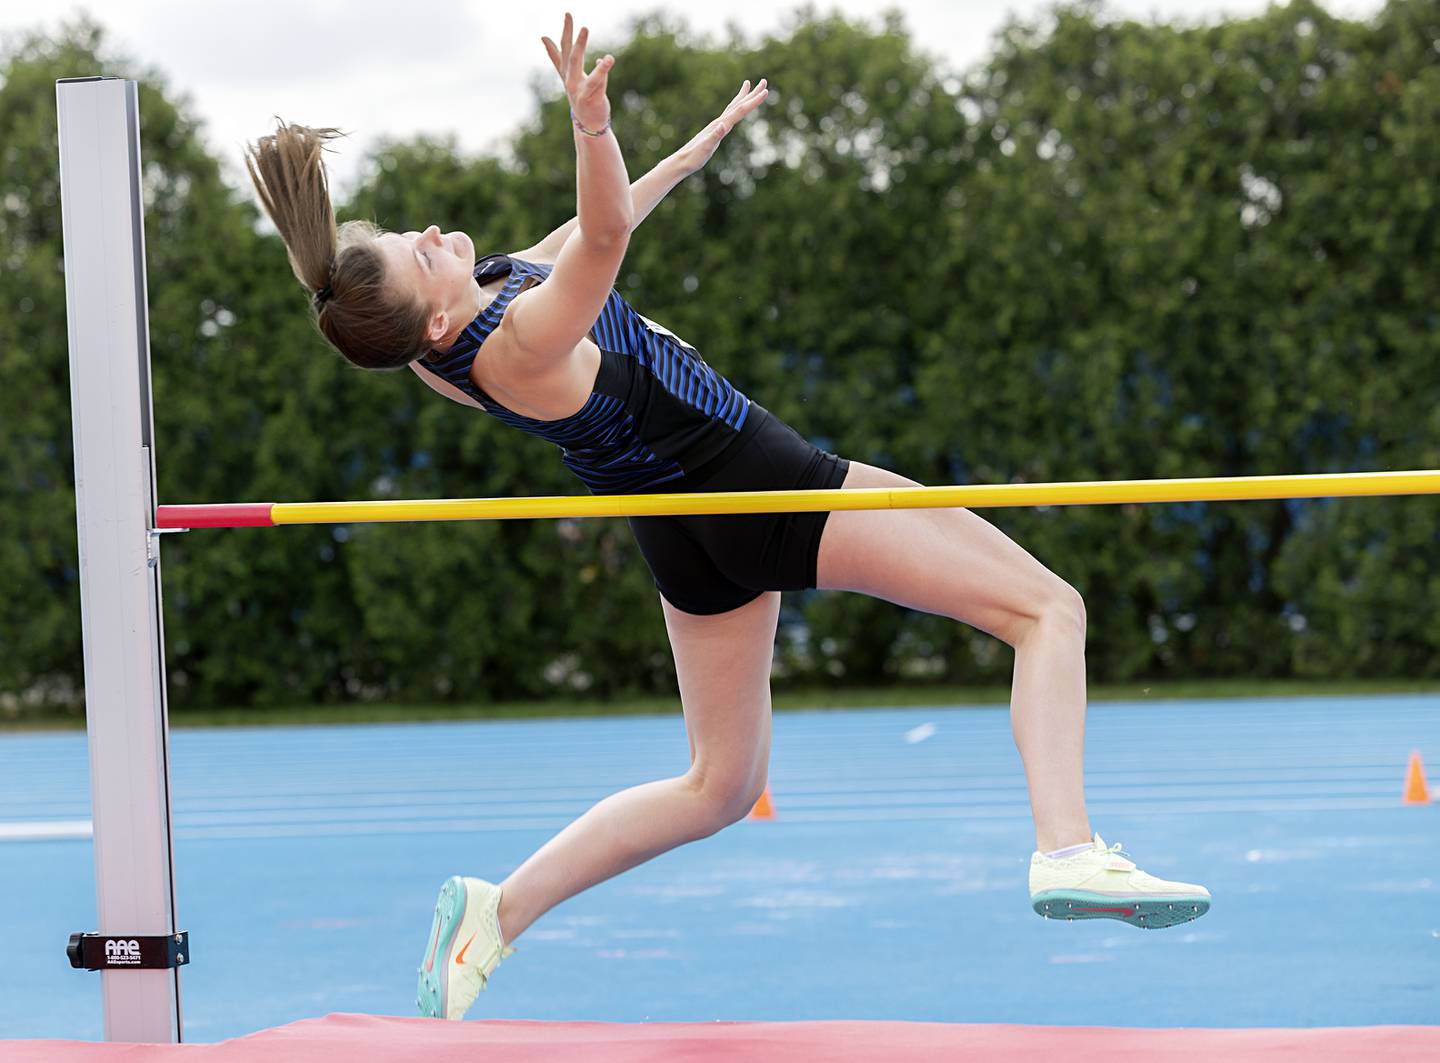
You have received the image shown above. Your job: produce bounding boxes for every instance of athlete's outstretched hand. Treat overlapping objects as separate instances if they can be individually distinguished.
[541,12,613,133]
[673,79,770,176]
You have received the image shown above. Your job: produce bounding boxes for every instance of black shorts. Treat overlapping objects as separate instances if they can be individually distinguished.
[626,405,850,615]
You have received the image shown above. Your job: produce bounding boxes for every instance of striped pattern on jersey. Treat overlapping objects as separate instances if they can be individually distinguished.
[418,254,750,493]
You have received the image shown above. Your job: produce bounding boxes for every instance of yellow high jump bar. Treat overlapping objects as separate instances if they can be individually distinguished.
[155,469,1440,528]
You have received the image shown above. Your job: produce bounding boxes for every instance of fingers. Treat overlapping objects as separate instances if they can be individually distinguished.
[580,55,614,99]
[703,78,768,150]
[545,14,603,93]
[568,26,588,84]
[731,79,767,106]
[723,78,769,119]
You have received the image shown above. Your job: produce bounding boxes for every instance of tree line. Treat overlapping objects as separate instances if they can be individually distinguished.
[2,1,1438,715]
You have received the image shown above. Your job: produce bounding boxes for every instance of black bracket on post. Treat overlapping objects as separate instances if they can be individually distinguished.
[67,932,190,971]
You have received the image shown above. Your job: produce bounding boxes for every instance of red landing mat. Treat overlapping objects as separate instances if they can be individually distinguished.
[6,1015,1439,1062]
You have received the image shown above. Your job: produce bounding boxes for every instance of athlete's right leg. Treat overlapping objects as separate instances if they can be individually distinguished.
[495,590,780,944]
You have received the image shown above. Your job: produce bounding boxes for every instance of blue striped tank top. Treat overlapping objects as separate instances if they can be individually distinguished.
[418,254,752,494]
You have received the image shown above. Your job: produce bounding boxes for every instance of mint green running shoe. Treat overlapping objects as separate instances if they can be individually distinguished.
[1029,834,1211,929]
[416,876,514,1020]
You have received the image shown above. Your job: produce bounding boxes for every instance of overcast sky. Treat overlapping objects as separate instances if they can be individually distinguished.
[3,0,1383,198]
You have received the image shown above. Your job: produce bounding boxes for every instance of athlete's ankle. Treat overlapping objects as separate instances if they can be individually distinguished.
[495,883,518,946]
[1042,840,1094,860]
[1036,829,1094,855]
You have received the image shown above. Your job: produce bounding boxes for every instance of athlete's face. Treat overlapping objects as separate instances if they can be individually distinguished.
[375,225,480,350]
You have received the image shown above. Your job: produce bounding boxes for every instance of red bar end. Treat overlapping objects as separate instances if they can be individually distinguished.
[155,504,275,529]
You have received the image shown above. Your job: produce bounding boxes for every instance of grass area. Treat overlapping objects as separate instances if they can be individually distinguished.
[3,677,1439,733]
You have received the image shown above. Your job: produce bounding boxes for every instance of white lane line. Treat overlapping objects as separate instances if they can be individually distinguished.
[0,820,92,841]
[904,723,937,744]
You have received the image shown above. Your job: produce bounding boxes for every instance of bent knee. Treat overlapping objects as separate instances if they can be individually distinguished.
[686,763,769,832]
[1055,583,1086,631]
[1005,581,1086,646]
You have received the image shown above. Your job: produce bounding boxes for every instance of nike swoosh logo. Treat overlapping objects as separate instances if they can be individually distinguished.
[455,932,477,966]
[1075,905,1137,916]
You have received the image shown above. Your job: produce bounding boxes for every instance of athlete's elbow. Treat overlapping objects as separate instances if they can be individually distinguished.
[579,220,632,248]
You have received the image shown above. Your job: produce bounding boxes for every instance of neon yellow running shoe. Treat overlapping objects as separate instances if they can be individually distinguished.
[416,876,515,1020]
[1029,834,1211,929]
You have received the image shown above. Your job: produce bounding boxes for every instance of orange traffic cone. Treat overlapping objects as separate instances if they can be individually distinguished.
[1403,751,1430,805]
[748,784,775,820]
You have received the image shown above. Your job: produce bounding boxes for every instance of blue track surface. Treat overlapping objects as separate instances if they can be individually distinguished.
[1,696,1437,1041]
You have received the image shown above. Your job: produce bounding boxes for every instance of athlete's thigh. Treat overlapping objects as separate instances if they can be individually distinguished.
[815,460,1075,645]
[661,590,780,786]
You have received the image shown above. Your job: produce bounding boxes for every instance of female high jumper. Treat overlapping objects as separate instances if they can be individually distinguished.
[244,12,1210,1022]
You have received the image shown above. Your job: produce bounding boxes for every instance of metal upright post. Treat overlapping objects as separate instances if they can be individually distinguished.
[55,76,185,1044]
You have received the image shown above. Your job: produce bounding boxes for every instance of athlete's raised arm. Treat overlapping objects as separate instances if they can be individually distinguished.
[504,14,631,365]
[514,77,770,264]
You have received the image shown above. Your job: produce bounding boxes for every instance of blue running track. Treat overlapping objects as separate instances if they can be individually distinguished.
[1,696,1436,1041]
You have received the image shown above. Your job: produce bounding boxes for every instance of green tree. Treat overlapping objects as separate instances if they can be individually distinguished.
[6,2,1440,719]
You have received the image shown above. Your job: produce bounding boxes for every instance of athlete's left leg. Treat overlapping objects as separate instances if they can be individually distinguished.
[815,460,1091,854]
[494,591,780,944]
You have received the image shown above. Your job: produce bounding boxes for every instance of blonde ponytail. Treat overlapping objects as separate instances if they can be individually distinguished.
[244,120,430,370]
